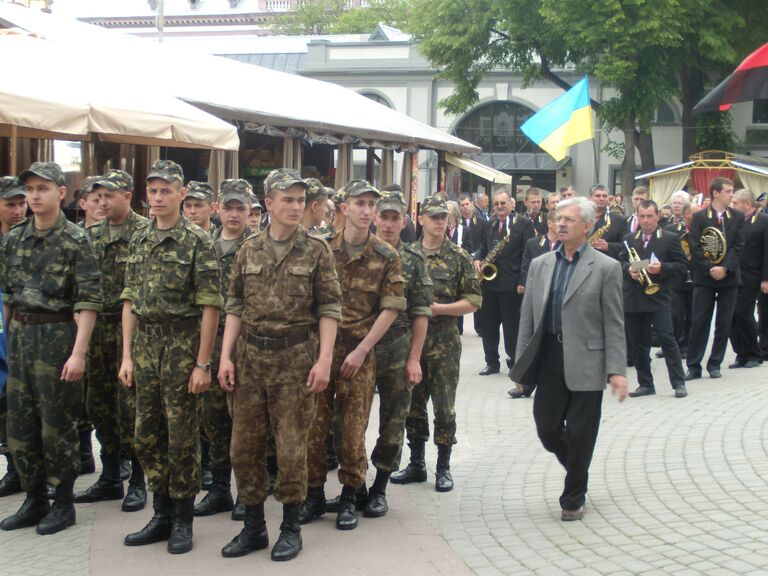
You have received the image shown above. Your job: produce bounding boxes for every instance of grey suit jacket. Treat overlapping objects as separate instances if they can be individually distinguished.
[510,245,626,392]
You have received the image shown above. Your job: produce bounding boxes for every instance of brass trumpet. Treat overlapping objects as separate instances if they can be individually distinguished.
[624,241,661,296]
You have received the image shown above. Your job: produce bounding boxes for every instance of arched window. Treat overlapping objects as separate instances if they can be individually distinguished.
[360,92,393,109]
[454,101,540,154]
[651,101,677,125]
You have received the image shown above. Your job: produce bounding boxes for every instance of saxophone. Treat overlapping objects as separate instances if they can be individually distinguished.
[479,217,514,282]
[589,214,611,246]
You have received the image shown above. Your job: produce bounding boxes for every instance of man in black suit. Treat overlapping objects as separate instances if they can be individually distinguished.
[458,193,484,253]
[685,177,745,380]
[473,190,535,375]
[664,201,696,357]
[588,184,625,259]
[524,188,548,236]
[728,189,768,368]
[619,201,689,398]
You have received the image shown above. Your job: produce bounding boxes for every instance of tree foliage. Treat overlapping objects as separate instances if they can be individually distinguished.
[272,0,411,35]
[271,0,347,35]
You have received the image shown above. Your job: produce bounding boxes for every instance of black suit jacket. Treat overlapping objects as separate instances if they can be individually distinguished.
[664,221,693,292]
[446,223,473,253]
[520,235,559,287]
[739,211,768,283]
[590,211,625,259]
[528,212,548,237]
[473,214,535,293]
[688,207,744,287]
[459,214,484,253]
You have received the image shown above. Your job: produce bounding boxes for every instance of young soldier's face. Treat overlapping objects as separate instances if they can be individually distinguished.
[24,176,66,217]
[418,213,448,238]
[97,188,132,221]
[79,192,107,222]
[248,208,262,229]
[374,209,404,247]
[0,196,28,228]
[220,200,249,235]
[266,186,305,227]
[183,198,215,227]
[343,193,377,231]
[146,178,184,218]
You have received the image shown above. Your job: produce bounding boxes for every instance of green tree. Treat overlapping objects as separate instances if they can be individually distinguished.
[272,0,411,35]
[271,0,347,35]
[333,0,413,33]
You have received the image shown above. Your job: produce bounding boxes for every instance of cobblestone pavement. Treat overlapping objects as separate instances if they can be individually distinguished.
[1,317,767,575]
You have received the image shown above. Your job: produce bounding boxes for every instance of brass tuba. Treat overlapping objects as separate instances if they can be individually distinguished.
[700,227,727,264]
[624,241,661,296]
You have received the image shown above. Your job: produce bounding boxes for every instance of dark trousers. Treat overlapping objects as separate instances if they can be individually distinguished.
[687,285,738,372]
[532,334,603,511]
[671,288,693,352]
[625,309,685,389]
[758,291,768,358]
[480,289,521,367]
[730,275,762,363]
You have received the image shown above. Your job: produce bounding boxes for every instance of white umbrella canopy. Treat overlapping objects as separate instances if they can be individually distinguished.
[0,31,239,150]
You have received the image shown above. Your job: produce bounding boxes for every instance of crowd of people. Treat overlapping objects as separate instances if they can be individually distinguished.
[0,160,763,556]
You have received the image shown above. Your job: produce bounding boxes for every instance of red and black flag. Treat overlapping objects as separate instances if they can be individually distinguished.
[693,42,768,115]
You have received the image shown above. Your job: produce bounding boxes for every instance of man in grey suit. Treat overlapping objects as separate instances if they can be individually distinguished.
[510,197,628,521]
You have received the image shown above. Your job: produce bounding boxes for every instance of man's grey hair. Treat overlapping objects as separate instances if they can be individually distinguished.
[557,197,596,227]
[734,188,756,207]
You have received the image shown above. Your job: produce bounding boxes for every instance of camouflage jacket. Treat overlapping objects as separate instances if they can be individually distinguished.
[121,215,223,323]
[1,211,103,313]
[330,230,407,339]
[87,211,150,313]
[418,237,482,323]
[212,225,251,323]
[226,225,342,335]
[389,240,434,331]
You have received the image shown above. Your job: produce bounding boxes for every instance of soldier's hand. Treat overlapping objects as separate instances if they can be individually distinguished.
[406,358,422,386]
[340,347,367,379]
[188,367,211,394]
[61,353,86,382]
[119,358,134,388]
[307,358,331,393]
[219,359,236,392]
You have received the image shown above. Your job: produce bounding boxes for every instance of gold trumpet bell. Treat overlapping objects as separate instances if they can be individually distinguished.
[644,283,661,296]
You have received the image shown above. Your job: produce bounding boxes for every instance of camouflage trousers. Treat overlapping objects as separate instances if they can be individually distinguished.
[371,330,412,473]
[0,389,7,446]
[307,335,376,489]
[405,321,461,447]
[201,333,231,470]
[86,316,136,457]
[230,334,316,505]
[133,326,200,499]
[7,319,82,490]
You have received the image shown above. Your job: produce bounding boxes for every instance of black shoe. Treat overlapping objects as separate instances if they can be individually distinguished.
[122,482,147,512]
[628,386,656,398]
[744,360,762,369]
[479,364,500,376]
[685,370,702,381]
[194,467,234,516]
[505,357,514,370]
[507,387,532,399]
[435,446,454,493]
[37,479,76,535]
[0,491,49,530]
[708,368,722,379]
[335,487,358,530]
[167,497,195,554]
[728,361,746,369]
[391,441,427,484]
[298,486,325,525]
[119,459,132,482]
[79,431,96,475]
[231,496,246,521]
[271,504,302,562]
[655,350,664,358]
[74,478,124,503]
[221,503,269,558]
[124,493,172,546]
[0,454,22,497]
[363,491,388,518]
[675,384,688,398]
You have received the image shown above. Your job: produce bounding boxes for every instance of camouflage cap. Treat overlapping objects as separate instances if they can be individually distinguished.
[305,178,329,198]
[332,188,346,206]
[421,194,449,216]
[0,176,27,199]
[147,159,184,185]
[79,175,100,198]
[185,181,214,202]
[93,169,134,193]
[19,161,65,186]
[250,198,264,211]
[377,188,406,214]
[341,179,380,200]
[219,178,254,205]
[264,168,307,193]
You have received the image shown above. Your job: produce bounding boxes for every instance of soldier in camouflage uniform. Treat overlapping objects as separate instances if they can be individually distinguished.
[219,169,341,561]
[391,195,482,492]
[183,181,217,234]
[77,175,106,229]
[300,179,406,531]
[193,179,253,519]
[301,178,330,232]
[364,189,433,517]
[74,170,149,513]
[0,177,27,498]
[0,162,103,535]
[119,160,222,555]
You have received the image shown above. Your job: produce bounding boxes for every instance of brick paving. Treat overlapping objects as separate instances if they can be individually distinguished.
[1,316,767,575]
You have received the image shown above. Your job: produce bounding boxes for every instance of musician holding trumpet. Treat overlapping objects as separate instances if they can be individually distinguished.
[619,200,689,398]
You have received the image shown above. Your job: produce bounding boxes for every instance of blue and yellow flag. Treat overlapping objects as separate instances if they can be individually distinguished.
[521,77,594,161]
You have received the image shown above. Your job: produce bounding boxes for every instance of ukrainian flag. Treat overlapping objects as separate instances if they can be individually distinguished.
[520,77,594,161]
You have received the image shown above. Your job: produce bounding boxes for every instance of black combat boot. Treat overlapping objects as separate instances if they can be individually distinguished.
[271,503,302,562]
[364,470,391,518]
[231,494,246,521]
[124,493,171,546]
[221,502,269,558]
[37,479,76,535]
[79,430,96,475]
[298,486,326,524]
[0,489,50,530]
[74,452,124,503]
[122,456,147,512]
[194,466,234,516]
[167,497,195,554]
[325,483,368,513]
[390,441,427,484]
[0,453,22,497]
[435,445,454,493]
[335,485,358,530]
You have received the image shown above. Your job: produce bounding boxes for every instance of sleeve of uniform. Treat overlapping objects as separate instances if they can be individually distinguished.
[73,236,103,312]
[225,244,246,317]
[313,241,342,320]
[378,252,407,312]
[407,254,433,319]
[193,235,224,310]
[0,239,9,303]
[457,250,483,309]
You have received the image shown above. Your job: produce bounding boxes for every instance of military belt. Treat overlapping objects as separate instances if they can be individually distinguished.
[137,317,199,338]
[245,329,309,352]
[12,310,72,325]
